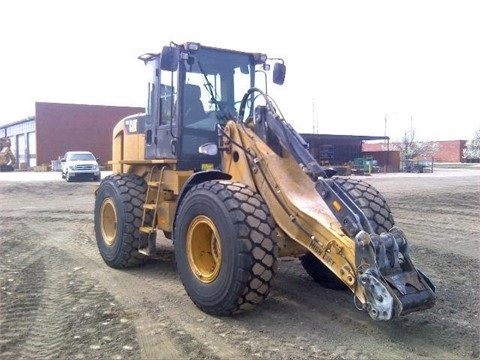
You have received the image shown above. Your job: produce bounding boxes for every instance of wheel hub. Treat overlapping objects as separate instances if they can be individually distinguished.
[187,215,222,283]
[100,198,117,246]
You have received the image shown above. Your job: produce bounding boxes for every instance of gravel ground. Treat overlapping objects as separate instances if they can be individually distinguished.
[0,167,479,359]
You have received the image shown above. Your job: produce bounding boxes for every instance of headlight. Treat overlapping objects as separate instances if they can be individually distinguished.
[69,165,75,170]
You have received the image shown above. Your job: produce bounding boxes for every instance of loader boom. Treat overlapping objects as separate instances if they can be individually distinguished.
[219,88,435,319]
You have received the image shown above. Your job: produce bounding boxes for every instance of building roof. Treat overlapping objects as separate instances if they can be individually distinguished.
[0,116,35,129]
[301,133,390,142]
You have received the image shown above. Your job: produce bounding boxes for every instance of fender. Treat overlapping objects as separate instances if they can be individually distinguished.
[172,170,232,241]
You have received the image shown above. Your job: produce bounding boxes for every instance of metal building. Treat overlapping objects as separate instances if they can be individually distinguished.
[300,133,398,171]
[0,117,36,168]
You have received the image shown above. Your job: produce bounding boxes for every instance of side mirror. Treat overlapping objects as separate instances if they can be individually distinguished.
[198,143,218,156]
[273,62,286,85]
[160,46,179,71]
[61,158,66,162]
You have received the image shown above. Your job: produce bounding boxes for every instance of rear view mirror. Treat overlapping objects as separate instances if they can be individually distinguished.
[198,143,218,156]
[273,62,286,85]
[160,46,179,71]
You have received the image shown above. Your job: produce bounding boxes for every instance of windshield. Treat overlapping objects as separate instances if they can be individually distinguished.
[69,153,95,161]
[181,47,254,126]
[178,47,255,157]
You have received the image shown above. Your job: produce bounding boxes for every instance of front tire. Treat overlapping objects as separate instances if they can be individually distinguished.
[94,174,149,268]
[301,177,395,289]
[174,180,278,315]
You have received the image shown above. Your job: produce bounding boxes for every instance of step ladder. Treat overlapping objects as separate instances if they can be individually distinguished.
[138,166,166,256]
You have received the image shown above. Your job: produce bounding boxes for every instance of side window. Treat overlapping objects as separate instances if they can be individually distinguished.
[234,66,252,111]
[159,84,175,125]
[160,69,177,125]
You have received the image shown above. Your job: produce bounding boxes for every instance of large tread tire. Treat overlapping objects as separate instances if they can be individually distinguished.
[94,174,149,268]
[300,252,349,290]
[333,176,394,234]
[0,165,14,172]
[174,180,278,315]
[301,176,395,290]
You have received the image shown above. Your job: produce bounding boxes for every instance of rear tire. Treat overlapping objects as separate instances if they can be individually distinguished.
[301,177,395,289]
[94,174,149,268]
[333,176,394,234]
[174,180,278,315]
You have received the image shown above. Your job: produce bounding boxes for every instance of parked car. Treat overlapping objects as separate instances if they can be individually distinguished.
[61,151,101,182]
[403,160,428,173]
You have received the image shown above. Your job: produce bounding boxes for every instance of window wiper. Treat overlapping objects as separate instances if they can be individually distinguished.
[196,60,235,122]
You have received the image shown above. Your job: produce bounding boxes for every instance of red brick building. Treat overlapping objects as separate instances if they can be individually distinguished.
[0,102,144,168]
[362,140,467,163]
[36,102,144,166]
[432,140,467,162]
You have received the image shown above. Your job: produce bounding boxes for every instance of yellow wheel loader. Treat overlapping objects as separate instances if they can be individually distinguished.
[0,137,16,172]
[94,42,435,320]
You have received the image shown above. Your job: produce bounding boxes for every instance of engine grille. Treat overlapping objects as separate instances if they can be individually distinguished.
[75,164,94,170]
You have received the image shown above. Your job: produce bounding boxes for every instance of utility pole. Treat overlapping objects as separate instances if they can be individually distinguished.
[384,114,389,173]
[384,114,388,145]
[312,99,319,134]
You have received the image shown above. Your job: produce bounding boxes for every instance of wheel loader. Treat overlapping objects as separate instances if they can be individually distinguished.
[0,137,16,172]
[94,41,436,321]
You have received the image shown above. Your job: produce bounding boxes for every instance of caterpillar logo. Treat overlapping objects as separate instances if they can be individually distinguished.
[125,119,138,134]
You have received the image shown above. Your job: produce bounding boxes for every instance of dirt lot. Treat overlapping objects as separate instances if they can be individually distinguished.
[1,168,479,360]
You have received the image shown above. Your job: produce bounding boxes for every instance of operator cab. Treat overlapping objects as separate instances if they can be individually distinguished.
[140,42,285,171]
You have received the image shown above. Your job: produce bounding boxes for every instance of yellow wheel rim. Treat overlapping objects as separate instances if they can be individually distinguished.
[187,215,222,283]
[100,198,117,246]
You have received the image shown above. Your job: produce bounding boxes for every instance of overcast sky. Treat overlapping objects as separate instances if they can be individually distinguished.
[0,0,478,141]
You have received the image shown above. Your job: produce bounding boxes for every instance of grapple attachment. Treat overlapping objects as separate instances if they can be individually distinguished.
[355,227,436,320]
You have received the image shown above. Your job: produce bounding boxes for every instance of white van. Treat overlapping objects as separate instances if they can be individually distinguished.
[61,151,101,182]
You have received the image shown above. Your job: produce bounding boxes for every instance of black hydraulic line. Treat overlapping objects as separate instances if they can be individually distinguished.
[217,124,320,243]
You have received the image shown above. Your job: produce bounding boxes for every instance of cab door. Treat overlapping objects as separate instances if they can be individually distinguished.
[144,57,178,160]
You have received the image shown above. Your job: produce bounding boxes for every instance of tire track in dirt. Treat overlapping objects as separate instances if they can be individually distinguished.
[71,223,308,359]
[0,221,141,360]
[27,213,192,359]
[86,254,249,359]
[42,206,257,360]
[272,246,479,359]
[0,255,47,358]
[27,214,216,359]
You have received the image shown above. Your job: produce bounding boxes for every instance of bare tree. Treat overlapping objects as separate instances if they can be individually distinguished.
[394,127,438,161]
[463,128,480,161]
